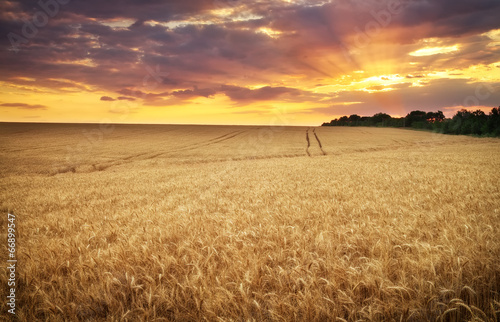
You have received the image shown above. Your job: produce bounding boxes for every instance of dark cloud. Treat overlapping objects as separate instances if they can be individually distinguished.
[117,96,136,101]
[115,84,311,105]
[172,87,217,99]
[334,0,500,43]
[100,96,115,101]
[14,0,213,23]
[117,89,147,98]
[0,102,47,109]
[401,0,500,27]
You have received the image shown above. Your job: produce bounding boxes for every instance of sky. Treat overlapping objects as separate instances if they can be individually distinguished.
[1,0,500,126]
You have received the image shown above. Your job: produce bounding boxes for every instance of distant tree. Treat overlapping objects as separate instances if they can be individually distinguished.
[320,107,500,137]
[359,116,372,126]
[487,107,500,136]
[338,116,349,126]
[388,117,405,127]
[405,110,427,128]
[425,111,445,123]
[441,119,451,133]
[470,110,487,135]
[348,114,361,126]
[372,113,391,126]
[447,109,465,134]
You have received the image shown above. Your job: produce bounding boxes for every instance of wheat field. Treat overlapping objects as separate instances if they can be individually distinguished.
[1,123,499,321]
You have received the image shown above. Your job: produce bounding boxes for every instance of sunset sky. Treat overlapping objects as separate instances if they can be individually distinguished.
[1,0,500,125]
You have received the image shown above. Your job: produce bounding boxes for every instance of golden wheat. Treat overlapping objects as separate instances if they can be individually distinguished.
[0,123,499,321]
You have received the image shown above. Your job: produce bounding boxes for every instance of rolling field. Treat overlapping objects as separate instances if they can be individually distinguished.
[1,123,500,321]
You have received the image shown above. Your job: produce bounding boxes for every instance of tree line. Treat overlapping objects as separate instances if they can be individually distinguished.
[321,107,500,136]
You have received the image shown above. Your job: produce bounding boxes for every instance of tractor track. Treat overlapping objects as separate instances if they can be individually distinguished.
[50,128,332,176]
[306,128,311,156]
[169,130,247,153]
[50,130,249,175]
[90,131,248,172]
[312,128,327,155]
[305,127,326,156]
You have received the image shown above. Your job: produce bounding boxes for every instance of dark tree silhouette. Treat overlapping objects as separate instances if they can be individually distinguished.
[322,107,500,137]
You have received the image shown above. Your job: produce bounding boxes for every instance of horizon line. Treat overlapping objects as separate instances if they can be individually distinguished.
[0,121,320,127]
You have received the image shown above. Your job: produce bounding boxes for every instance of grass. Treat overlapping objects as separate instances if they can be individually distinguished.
[1,123,499,321]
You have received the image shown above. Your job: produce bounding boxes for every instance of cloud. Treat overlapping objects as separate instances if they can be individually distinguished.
[101,95,136,101]
[316,79,500,117]
[115,84,312,104]
[406,74,425,79]
[365,83,411,91]
[0,102,47,109]
[116,89,147,98]
[0,0,499,122]
[172,87,217,99]
[220,85,302,102]
[117,96,136,101]
[2,0,498,91]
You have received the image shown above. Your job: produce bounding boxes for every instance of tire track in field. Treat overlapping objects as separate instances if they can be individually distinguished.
[312,128,327,155]
[52,130,248,175]
[305,128,311,156]
[305,127,327,156]
[94,130,247,170]
[204,131,242,144]
[169,130,247,153]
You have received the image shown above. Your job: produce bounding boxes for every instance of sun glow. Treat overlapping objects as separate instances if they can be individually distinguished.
[409,45,459,57]
[258,27,282,39]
